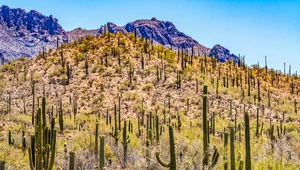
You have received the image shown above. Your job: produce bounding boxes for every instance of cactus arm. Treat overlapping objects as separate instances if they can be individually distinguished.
[45,144,50,169]
[155,152,170,167]
[47,130,56,170]
[210,147,220,168]
[28,147,36,170]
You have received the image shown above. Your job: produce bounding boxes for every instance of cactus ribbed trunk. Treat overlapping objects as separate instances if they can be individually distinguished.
[203,94,208,167]
[95,121,99,158]
[69,152,75,170]
[244,112,251,170]
[99,136,105,170]
[230,127,235,170]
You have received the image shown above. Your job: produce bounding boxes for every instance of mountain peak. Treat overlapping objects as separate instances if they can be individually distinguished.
[151,17,158,21]
[0,6,237,63]
[99,18,210,56]
[209,44,238,62]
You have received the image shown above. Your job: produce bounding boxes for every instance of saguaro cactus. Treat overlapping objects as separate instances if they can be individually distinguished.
[244,112,251,170]
[230,127,235,170]
[28,108,57,170]
[99,135,105,170]
[111,103,119,145]
[8,130,14,145]
[59,101,64,133]
[203,94,209,167]
[121,121,130,167]
[156,125,176,170]
[95,120,99,157]
[69,151,75,170]
[156,114,160,143]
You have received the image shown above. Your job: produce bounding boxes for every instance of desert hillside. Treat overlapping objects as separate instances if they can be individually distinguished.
[0,31,299,169]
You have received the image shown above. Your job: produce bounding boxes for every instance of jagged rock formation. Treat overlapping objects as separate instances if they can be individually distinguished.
[0,5,237,63]
[99,18,210,56]
[209,44,238,63]
[0,5,66,60]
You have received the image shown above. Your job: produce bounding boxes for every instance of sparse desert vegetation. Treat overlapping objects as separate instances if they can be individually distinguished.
[0,30,299,170]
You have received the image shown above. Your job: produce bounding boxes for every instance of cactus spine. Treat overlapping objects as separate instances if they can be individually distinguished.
[156,125,176,170]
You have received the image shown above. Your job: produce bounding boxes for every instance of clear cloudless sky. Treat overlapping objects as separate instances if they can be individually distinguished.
[1,0,300,72]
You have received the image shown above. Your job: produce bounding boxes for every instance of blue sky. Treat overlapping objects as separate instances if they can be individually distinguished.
[2,0,300,72]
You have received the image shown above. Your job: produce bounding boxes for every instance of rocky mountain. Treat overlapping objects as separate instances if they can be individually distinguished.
[0,5,237,63]
[0,5,66,60]
[209,44,238,63]
[98,18,211,56]
[99,18,237,61]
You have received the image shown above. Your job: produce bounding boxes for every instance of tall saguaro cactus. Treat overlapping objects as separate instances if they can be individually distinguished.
[121,121,130,167]
[156,125,176,170]
[95,120,99,158]
[99,136,105,170]
[230,127,235,170]
[203,94,208,167]
[28,108,57,170]
[244,112,251,170]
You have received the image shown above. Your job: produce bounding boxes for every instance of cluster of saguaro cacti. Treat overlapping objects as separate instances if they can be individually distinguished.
[28,101,57,170]
[146,112,155,145]
[156,125,176,170]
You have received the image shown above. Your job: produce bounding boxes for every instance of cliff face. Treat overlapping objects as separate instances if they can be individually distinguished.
[0,5,66,60]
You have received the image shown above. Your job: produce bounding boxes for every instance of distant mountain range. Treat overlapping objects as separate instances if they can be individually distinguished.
[0,5,237,62]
